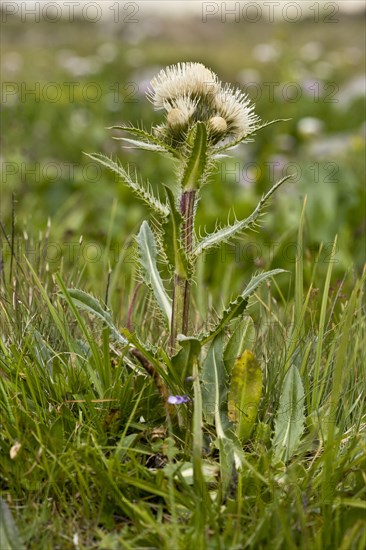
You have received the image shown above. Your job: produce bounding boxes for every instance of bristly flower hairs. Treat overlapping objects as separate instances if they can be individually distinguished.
[147,62,260,147]
[78,61,290,471]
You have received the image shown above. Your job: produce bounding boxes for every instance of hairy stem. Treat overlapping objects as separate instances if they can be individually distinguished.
[181,190,195,333]
[170,275,185,350]
[170,190,196,351]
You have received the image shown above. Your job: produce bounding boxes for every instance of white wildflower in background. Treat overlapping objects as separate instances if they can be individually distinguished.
[147,62,260,146]
[10,441,21,460]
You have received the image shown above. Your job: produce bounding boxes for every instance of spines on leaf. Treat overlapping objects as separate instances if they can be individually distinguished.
[194,175,291,257]
[109,124,178,156]
[198,269,287,345]
[213,119,291,154]
[84,152,169,217]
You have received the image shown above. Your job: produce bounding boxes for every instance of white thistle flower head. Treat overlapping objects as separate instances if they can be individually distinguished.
[148,62,218,110]
[214,85,260,139]
[147,62,260,147]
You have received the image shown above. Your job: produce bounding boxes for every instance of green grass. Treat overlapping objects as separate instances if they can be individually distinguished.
[1,219,365,549]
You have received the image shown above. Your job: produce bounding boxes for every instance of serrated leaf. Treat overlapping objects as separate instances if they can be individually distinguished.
[200,269,286,345]
[162,186,189,278]
[228,350,262,443]
[213,119,291,154]
[117,137,168,152]
[181,122,208,190]
[273,364,305,462]
[137,221,172,325]
[67,289,128,345]
[109,125,177,156]
[194,175,291,256]
[0,498,25,550]
[84,152,169,216]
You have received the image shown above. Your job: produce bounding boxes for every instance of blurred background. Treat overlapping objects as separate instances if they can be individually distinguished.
[1,0,365,303]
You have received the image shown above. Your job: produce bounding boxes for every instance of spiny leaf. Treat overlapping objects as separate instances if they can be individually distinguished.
[199,269,287,345]
[116,137,168,152]
[181,122,208,190]
[200,296,248,347]
[66,288,128,345]
[194,175,291,256]
[137,221,172,325]
[213,119,291,154]
[109,124,177,156]
[162,186,189,278]
[273,364,305,462]
[228,350,262,443]
[84,152,169,216]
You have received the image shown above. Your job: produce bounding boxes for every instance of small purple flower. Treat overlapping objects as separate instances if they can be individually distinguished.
[167,395,190,405]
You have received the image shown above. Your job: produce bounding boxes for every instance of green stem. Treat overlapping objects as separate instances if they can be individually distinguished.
[170,190,196,350]
[181,189,195,333]
[170,274,185,350]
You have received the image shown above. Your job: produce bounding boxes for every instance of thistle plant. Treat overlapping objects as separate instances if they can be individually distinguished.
[76,62,290,474]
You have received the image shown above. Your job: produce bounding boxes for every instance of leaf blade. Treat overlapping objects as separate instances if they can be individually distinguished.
[273,365,305,462]
[228,350,262,443]
[84,152,169,216]
[201,335,244,481]
[194,175,291,256]
[137,221,172,325]
[66,288,128,346]
[162,186,189,278]
[200,269,287,345]
[109,125,177,156]
[181,122,208,190]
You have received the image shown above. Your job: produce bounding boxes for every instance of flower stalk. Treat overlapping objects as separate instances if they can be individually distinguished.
[170,188,196,349]
[180,189,196,334]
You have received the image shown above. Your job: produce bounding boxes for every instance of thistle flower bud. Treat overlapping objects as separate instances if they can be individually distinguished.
[208,116,227,134]
[167,108,188,129]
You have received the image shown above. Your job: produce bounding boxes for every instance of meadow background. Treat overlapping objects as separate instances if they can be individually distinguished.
[2,1,365,300]
[1,2,365,548]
